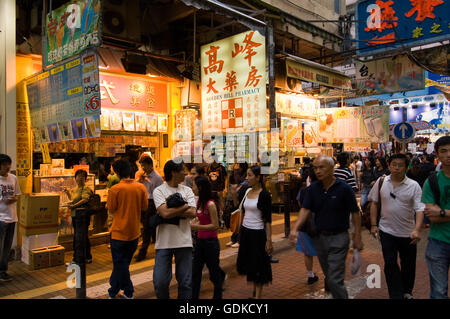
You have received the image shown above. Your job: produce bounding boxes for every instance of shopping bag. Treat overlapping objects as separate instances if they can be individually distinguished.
[229,189,251,234]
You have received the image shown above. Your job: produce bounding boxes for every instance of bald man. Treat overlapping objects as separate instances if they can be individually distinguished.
[290,156,363,299]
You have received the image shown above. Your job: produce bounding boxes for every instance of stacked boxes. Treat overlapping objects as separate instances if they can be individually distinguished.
[28,245,65,270]
[21,233,58,265]
[19,194,60,236]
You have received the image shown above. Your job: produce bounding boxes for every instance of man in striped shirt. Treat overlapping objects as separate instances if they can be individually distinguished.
[334,152,358,192]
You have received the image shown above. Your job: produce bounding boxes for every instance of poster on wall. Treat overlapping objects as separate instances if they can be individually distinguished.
[201,30,267,133]
[355,55,424,96]
[285,119,303,147]
[44,0,102,67]
[175,109,197,141]
[158,115,168,132]
[303,122,319,147]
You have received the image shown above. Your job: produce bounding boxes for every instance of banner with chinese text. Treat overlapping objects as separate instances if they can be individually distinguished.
[275,93,319,118]
[26,49,101,144]
[355,54,424,96]
[356,0,450,56]
[44,0,101,67]
[201,30,267,134]
[100,72,168,113]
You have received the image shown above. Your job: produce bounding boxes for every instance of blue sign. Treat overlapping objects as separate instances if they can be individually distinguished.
[393,121,415,141]
[356,0,450,56]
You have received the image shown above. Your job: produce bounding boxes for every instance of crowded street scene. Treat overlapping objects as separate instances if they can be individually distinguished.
[0,0,449,307]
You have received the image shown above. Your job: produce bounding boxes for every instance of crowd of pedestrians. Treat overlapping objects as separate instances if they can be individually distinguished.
[0,135,449,299]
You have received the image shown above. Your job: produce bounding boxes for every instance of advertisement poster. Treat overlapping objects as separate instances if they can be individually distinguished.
[135,113,148,132]
[355,55,424,96]
[318,106,389,143]
[285,119,303,147]
[16,103,32,178]
[44,0,101,67]
[275,93,320,118]
[356,0,450,56]
[175,109,197,141]
[201,30,266,133]
[26,49,100,143]
[147,114,158,132]
[303,122,319,147]
[158,115,168,132]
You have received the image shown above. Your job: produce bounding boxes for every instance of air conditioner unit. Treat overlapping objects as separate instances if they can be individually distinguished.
[102,0,141,43]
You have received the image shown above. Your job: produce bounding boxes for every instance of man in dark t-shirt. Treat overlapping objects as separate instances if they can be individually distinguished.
[289,155,363,299]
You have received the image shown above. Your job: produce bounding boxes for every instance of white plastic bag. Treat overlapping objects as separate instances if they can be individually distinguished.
[350,249,362,275]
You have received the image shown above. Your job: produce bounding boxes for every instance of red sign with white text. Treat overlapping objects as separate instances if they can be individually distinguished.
[99,72,168,113]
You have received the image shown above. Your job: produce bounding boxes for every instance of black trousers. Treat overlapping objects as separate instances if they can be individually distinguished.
[72,215,92,261]
[192,237,225,299]
[137,199,157,257]
[379,230,417,299]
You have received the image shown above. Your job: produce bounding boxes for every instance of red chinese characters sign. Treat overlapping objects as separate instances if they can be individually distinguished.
[99,72,168,113]
[201,31,266,134]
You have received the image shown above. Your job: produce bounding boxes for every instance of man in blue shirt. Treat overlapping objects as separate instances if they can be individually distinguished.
[290,155,363,299]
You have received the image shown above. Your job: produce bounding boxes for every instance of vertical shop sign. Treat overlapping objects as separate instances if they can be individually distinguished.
[201,30,267,134]
[44,0,102,67]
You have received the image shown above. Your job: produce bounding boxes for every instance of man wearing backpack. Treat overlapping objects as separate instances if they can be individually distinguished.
[421,136,450,299]
[369,153,424,299]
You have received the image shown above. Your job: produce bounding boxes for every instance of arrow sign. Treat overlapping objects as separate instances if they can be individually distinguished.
[393,122,416,142]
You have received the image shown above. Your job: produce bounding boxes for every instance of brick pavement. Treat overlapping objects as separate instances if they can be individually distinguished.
[0,213,441,299]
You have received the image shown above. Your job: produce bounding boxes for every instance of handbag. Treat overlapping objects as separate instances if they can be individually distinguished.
[229,188,251,234]
[148,192,187,228]
[299,211,318,238]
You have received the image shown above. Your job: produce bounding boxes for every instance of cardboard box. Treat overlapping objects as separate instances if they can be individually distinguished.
[48,245,65,266]
[29,247,50,270]
[19,194,60,236]
[21,233,58,251]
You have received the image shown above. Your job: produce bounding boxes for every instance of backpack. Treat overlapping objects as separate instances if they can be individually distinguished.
[427,172,441,206]
[87,193,101,212]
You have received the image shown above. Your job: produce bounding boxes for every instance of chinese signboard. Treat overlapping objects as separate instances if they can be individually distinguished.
[286,59,351,90]
[99,72,168,113]
[26,49,100,144]
[355,54,424,96]
[356,0,450,56]
[318,105,389,143]
[201,30,267,134]
[44,0,101,67]
[175,109,198,141]
[275,93,319,118]
[286,60,352,90]
[16,103,32,179]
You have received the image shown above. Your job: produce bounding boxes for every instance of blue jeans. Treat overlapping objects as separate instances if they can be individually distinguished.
[153,247,192,299]
[0,222,15,274]
[425,238,450,299]
[108,238,138,298]
[360,187,370,209]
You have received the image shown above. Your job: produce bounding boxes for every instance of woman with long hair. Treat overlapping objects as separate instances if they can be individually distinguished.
[360,157,376,209]
[373,157,390,181]
[190,176,226,299]
[236,165,272,299]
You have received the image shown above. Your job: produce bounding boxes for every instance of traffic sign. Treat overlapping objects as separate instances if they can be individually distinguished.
[393,122,416,143]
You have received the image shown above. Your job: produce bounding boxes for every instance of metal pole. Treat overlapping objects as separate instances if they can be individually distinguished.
[74,208,87,299]
[283,182,290,238]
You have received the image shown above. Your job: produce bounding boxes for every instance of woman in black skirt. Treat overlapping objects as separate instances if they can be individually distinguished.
[236,165,272,299]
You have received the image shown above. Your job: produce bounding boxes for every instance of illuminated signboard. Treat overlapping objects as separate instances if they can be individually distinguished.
[356,0,450,56]
[201,30,267,133]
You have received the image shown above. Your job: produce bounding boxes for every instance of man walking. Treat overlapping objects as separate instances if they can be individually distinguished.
[421,136,450,299]
[369,153,424,299]
[290,155,363,299]
[0,154,21,282]
[107,159,148,299]
[334,152,358,192]
[153,159,196,299]
[134,156,163,261]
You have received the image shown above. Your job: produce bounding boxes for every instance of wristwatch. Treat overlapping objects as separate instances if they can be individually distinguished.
[440,209,446,217]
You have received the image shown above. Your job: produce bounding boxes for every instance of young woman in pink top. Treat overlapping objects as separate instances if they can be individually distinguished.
[190,176,226,299]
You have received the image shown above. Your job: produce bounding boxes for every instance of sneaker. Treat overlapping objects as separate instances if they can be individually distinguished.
[269,256,279,263]
[231,243,239,248]
[226,241,234,247]
[120,293,134,299]
[307,275,319,285]
[134,254,146,262]
[65,260,76,267]
[85,258,92,264]
[0,272,12,282]
[404,293,414,299]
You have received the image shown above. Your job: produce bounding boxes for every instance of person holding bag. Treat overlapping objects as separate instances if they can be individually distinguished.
[236,165,272,299]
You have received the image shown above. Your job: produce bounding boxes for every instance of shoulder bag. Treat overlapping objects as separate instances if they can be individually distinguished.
[229,188,251,234]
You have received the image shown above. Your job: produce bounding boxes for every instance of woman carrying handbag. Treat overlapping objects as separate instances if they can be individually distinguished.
[235,165,273,299]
